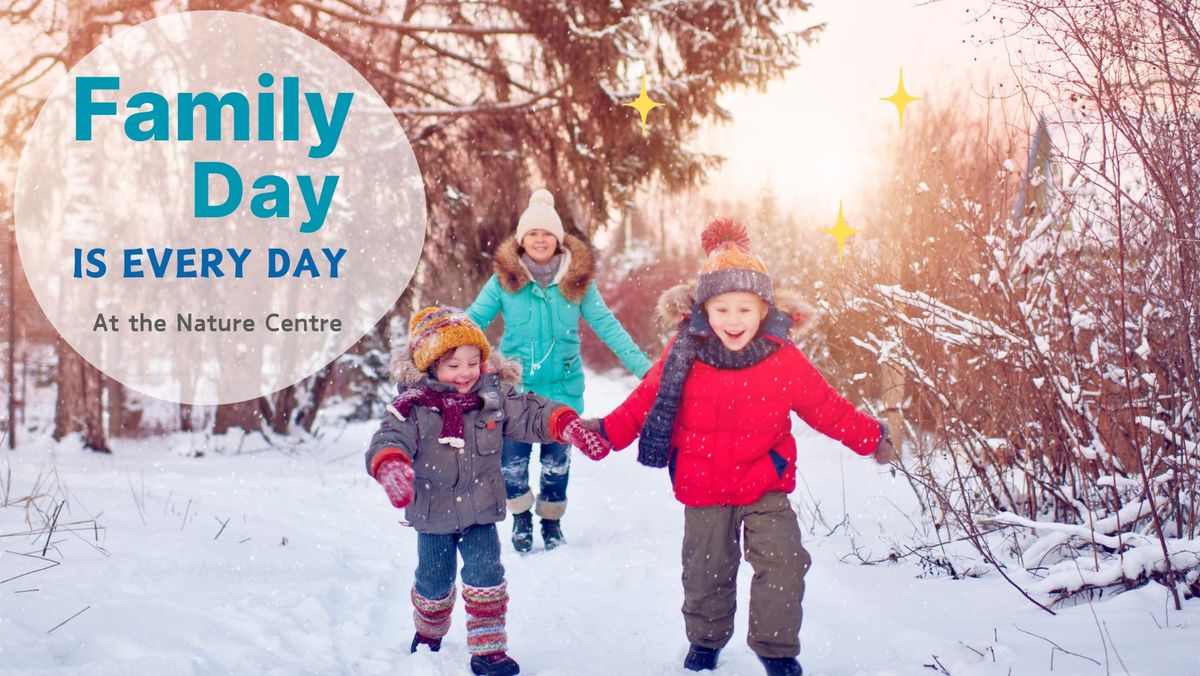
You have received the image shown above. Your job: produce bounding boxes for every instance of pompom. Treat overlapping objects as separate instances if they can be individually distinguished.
[528,188,555,209]
[700,217,751,255]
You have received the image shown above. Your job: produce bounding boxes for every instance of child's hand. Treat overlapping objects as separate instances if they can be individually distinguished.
[563,418,613,461]
[376,457,416,508]
[873,419,896,465]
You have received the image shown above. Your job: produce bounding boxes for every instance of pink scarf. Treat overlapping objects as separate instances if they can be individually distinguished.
[392,387,483,448]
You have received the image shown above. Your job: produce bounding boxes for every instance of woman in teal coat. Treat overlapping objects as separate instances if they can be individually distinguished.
[467,188,651,552]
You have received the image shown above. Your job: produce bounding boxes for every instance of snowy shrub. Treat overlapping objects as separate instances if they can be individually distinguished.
[807,56,1199,609]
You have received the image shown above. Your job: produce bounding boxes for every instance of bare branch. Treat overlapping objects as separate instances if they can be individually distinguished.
[291,0,531,36]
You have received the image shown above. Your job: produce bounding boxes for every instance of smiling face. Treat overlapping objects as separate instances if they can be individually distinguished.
[704,291,769,351]
[521,228,560,265]
[434,345,483,393]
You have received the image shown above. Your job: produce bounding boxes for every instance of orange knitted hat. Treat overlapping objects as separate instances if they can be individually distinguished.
[695,218,774,304]
[408,306,492,372]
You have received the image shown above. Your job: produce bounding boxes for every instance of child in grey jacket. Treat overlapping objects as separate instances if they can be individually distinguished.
[366,307,609,676]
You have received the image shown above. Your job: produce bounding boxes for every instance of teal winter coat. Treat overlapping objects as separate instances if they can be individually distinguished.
[467,234,651,412]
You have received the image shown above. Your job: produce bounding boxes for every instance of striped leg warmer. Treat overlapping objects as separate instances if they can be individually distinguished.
[462,581,509,656]
[412,585,455,639]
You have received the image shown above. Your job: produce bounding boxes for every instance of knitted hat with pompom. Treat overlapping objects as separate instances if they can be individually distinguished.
[695,218,774,305]
[408,306,491,372]
[515,188,565,243]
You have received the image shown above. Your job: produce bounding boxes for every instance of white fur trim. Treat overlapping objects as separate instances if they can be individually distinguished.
[553,249,573,285]
[438,436,465,448]
[507,491,534,514]
[535,498,567,520]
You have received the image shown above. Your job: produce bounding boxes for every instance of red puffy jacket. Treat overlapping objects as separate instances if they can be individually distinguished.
[602,337,881,508]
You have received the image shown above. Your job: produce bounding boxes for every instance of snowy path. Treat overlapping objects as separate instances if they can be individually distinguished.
[1,372,1196,675]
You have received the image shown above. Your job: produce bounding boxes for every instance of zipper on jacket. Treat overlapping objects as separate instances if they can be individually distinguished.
[529,337,557,374]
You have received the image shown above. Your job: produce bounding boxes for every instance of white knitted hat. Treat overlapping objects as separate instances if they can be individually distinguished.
[515,188,565,243]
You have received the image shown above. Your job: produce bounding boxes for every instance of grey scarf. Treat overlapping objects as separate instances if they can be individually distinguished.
[521,253,562,288]
[637,305,793,468]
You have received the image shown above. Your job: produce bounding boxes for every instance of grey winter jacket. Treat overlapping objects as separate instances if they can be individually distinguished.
[365,349,565,535]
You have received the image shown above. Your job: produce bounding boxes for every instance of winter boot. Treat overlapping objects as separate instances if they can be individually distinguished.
[463,582,514,673]
[469,652,521,675]
[758,656,803,676]
[409,632,442,653]
[511,511,533,553]
[540,518,565,550]
[410,586,454,652]
[684,645,721,671]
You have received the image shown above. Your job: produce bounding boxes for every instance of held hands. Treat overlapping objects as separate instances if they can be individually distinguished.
[873,419,896,465]
[577,418,602,433]
[564,418,613,461]
[552,409,612,461]
[376,456,416,508]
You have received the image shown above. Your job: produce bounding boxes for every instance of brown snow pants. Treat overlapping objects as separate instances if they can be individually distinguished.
[680,491,812,659]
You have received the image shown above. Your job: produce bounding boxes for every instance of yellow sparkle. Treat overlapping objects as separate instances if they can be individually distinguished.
[880,68,921,130]
[623,74,666,137]
[823,201,859,262]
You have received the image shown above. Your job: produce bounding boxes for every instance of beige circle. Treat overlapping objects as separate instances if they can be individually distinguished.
[15,11,424,405]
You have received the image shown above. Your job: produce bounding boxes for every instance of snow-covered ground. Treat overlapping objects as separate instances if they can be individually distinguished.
[2,372,1197,675]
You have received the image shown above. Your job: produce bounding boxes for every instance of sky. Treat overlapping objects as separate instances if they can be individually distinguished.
[701,0,1017,216]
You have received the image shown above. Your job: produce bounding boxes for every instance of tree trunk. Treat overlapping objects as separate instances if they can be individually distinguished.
[6,225,15,450]
[54,339,109,451]
[297,366,334,432]
[268,387,295,435]
[82,363,109,452]
[213,400,263,435]
[106,378,142,438]
[51,0,110,453]
[53,339,83,440]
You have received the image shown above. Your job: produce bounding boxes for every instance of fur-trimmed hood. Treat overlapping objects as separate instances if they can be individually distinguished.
[493,233,595,303]
[655,282,819,343]
[389,344,524,388]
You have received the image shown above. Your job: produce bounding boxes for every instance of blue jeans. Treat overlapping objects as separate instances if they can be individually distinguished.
[501,437,570,505]
[414,524,504,600]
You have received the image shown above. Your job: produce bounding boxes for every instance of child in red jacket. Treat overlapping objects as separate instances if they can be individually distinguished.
[580,219,894,676]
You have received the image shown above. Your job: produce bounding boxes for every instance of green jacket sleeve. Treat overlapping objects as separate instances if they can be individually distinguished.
[466,275,503,330]
[580,281,652,377]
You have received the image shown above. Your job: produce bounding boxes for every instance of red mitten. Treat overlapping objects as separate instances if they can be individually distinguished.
[376,457,416,508]
[563,418,613,461]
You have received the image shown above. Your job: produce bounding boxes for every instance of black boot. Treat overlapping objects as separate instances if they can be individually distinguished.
[758,655,802,676]
[540,518,565,550]
[409,632,441,653]
[511,511,533,553]
[684,645,721,671]
[470,651,521,675]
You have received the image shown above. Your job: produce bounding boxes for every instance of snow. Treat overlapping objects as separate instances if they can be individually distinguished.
[2,371,1198,675]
